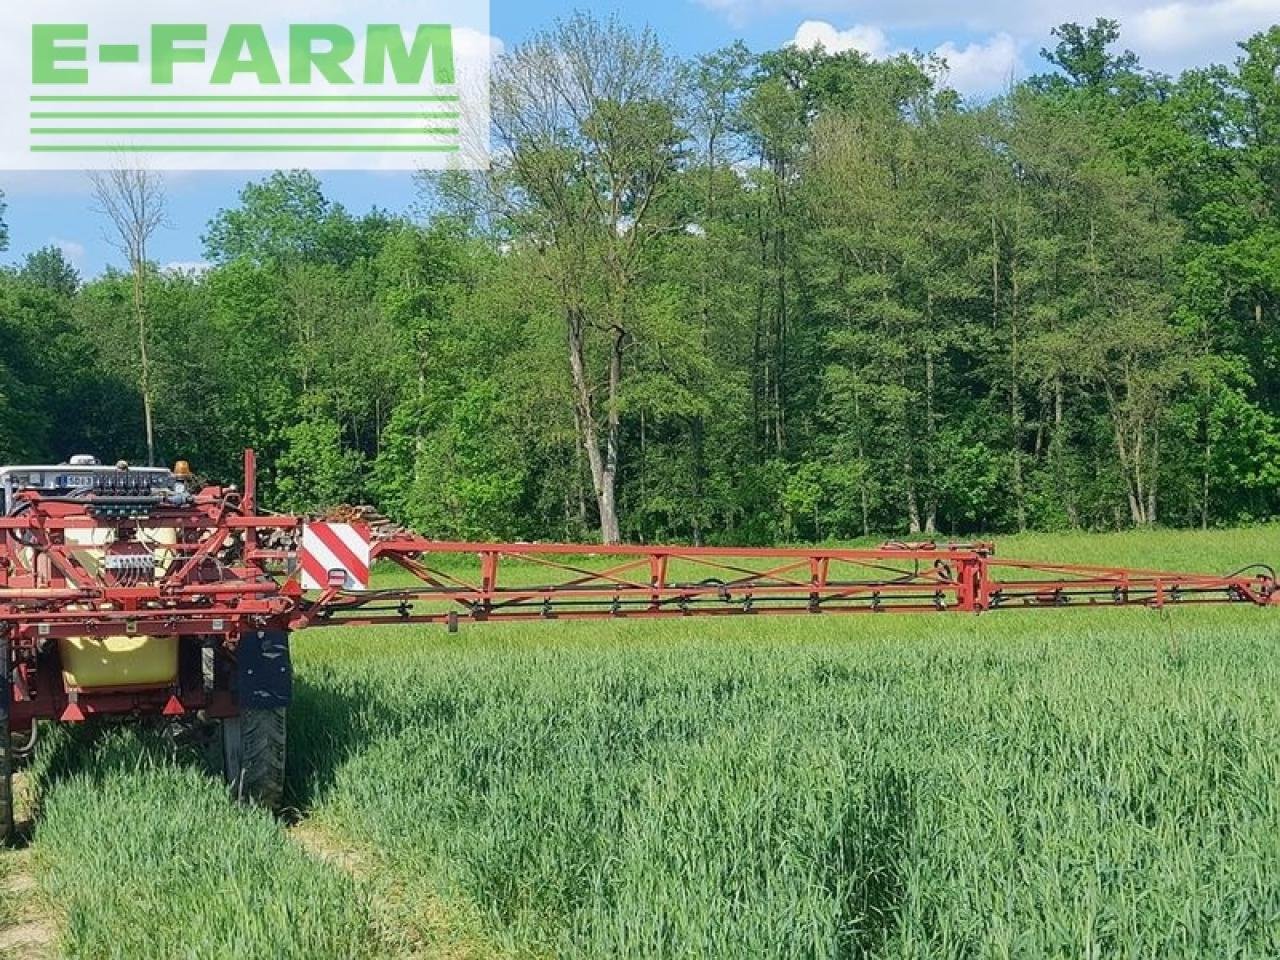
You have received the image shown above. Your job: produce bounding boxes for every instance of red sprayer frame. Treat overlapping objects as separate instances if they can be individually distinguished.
[0,450,1276,729]
[304,538,1278,627]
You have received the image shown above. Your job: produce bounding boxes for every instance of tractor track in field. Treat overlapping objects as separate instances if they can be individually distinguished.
[0,849,55,960]
[289,818,503,960]
[0,775,57,959]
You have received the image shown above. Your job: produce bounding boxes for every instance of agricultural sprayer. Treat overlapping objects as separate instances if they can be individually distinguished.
[0,451,1276,838]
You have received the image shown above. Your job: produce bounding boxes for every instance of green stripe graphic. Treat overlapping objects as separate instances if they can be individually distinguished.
[31,144,463,152]
[31,112,460,119]
[98,45,140,64]
[30,95,460,103]
[31,128,460,136]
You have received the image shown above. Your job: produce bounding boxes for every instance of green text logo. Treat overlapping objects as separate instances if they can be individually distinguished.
[32,24,457,86]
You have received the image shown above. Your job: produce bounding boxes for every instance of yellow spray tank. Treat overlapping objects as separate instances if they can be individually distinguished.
[59,525,179,691]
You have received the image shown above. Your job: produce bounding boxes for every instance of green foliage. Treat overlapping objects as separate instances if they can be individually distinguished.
[1036,18,1140,92]
[375,384,527,539]
[203,171,395,268]
[780,459,824,538]
[274,411,365,513]
[21,245,79,297]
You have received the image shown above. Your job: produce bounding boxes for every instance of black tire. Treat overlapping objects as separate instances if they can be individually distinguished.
[220,707,287,810]
[0,632,12,844]
[0,718,12,845]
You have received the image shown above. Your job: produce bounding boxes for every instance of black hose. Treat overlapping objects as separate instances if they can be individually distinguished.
[13,722,37,758]
[1225,563,1276,581]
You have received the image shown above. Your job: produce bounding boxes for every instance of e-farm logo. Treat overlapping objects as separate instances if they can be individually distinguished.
[0,5,490,171]
[32,24,458,87]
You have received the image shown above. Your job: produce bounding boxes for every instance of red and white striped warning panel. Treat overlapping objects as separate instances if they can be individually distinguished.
[300,523,372,592]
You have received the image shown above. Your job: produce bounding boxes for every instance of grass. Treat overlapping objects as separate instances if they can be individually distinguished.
[8,525,1280,957]
[293,611,1280,958]
[20,728,393,959]
[0,854,20,937]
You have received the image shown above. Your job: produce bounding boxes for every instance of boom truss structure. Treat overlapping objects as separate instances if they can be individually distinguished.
[304,537,1279,630]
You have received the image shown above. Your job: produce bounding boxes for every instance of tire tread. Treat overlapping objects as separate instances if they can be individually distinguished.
[224,707,286,810]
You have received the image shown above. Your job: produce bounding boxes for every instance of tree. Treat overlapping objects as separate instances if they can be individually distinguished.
[802,58,981,535]
[200,172,405,507]
[0,273,41,463]
[90,166,168,466]
[481,13,684,543]
[0,189,8,252]
[1037,19,1140,92]
[22,246,80,297]
[2,20,1279,536]
[274,409,364,512]
[204,171,394,268]
[0,247,125,464]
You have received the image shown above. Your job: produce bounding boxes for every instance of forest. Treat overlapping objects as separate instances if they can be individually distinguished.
[0,17,1276,544]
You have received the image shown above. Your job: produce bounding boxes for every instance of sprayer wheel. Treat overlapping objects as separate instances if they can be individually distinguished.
[0,633,13,844]
[0,721,12,845]
[220,707,287,811]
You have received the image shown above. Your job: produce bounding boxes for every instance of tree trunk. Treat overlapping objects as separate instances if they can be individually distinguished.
[852,369,870,538]
[923,347,937,535]
[905,469,922,535]
[566,308,622,545]
[1009,253,1026,532]
[1201,410,1212,530]
[601,325,624,544]
[899,360,921,534]
[1116,424,1146,527]
[752,206,768,451]
[1147,426,1159,526]
[690,415,705,546]
[132,256,156,467]
[772,170,788,454]
[576,445,589,529]
[1053,377,1079,528]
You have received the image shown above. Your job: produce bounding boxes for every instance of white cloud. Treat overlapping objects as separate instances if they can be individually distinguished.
[792,22,1022,96]
[50,237,86,265]
[733,0,1278,77]
[793,21,893,58]
[933,34,1020,95]
[1125,0,1279,70]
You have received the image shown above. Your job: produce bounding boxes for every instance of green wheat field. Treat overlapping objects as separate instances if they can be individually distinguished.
[5,526,1280,958]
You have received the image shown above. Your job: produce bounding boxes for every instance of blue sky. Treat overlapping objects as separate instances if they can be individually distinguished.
[2,0,1274,277]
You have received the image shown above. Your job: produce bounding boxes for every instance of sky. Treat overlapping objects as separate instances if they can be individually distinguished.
[1,0,1276,277]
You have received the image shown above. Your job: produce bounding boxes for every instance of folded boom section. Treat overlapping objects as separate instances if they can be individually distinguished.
[298,537,1279,630]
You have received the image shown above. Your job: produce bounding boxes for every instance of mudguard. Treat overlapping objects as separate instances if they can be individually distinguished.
[236,630,292,709]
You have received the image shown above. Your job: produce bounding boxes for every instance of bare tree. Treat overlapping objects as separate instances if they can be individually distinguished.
[90,165,168,466]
